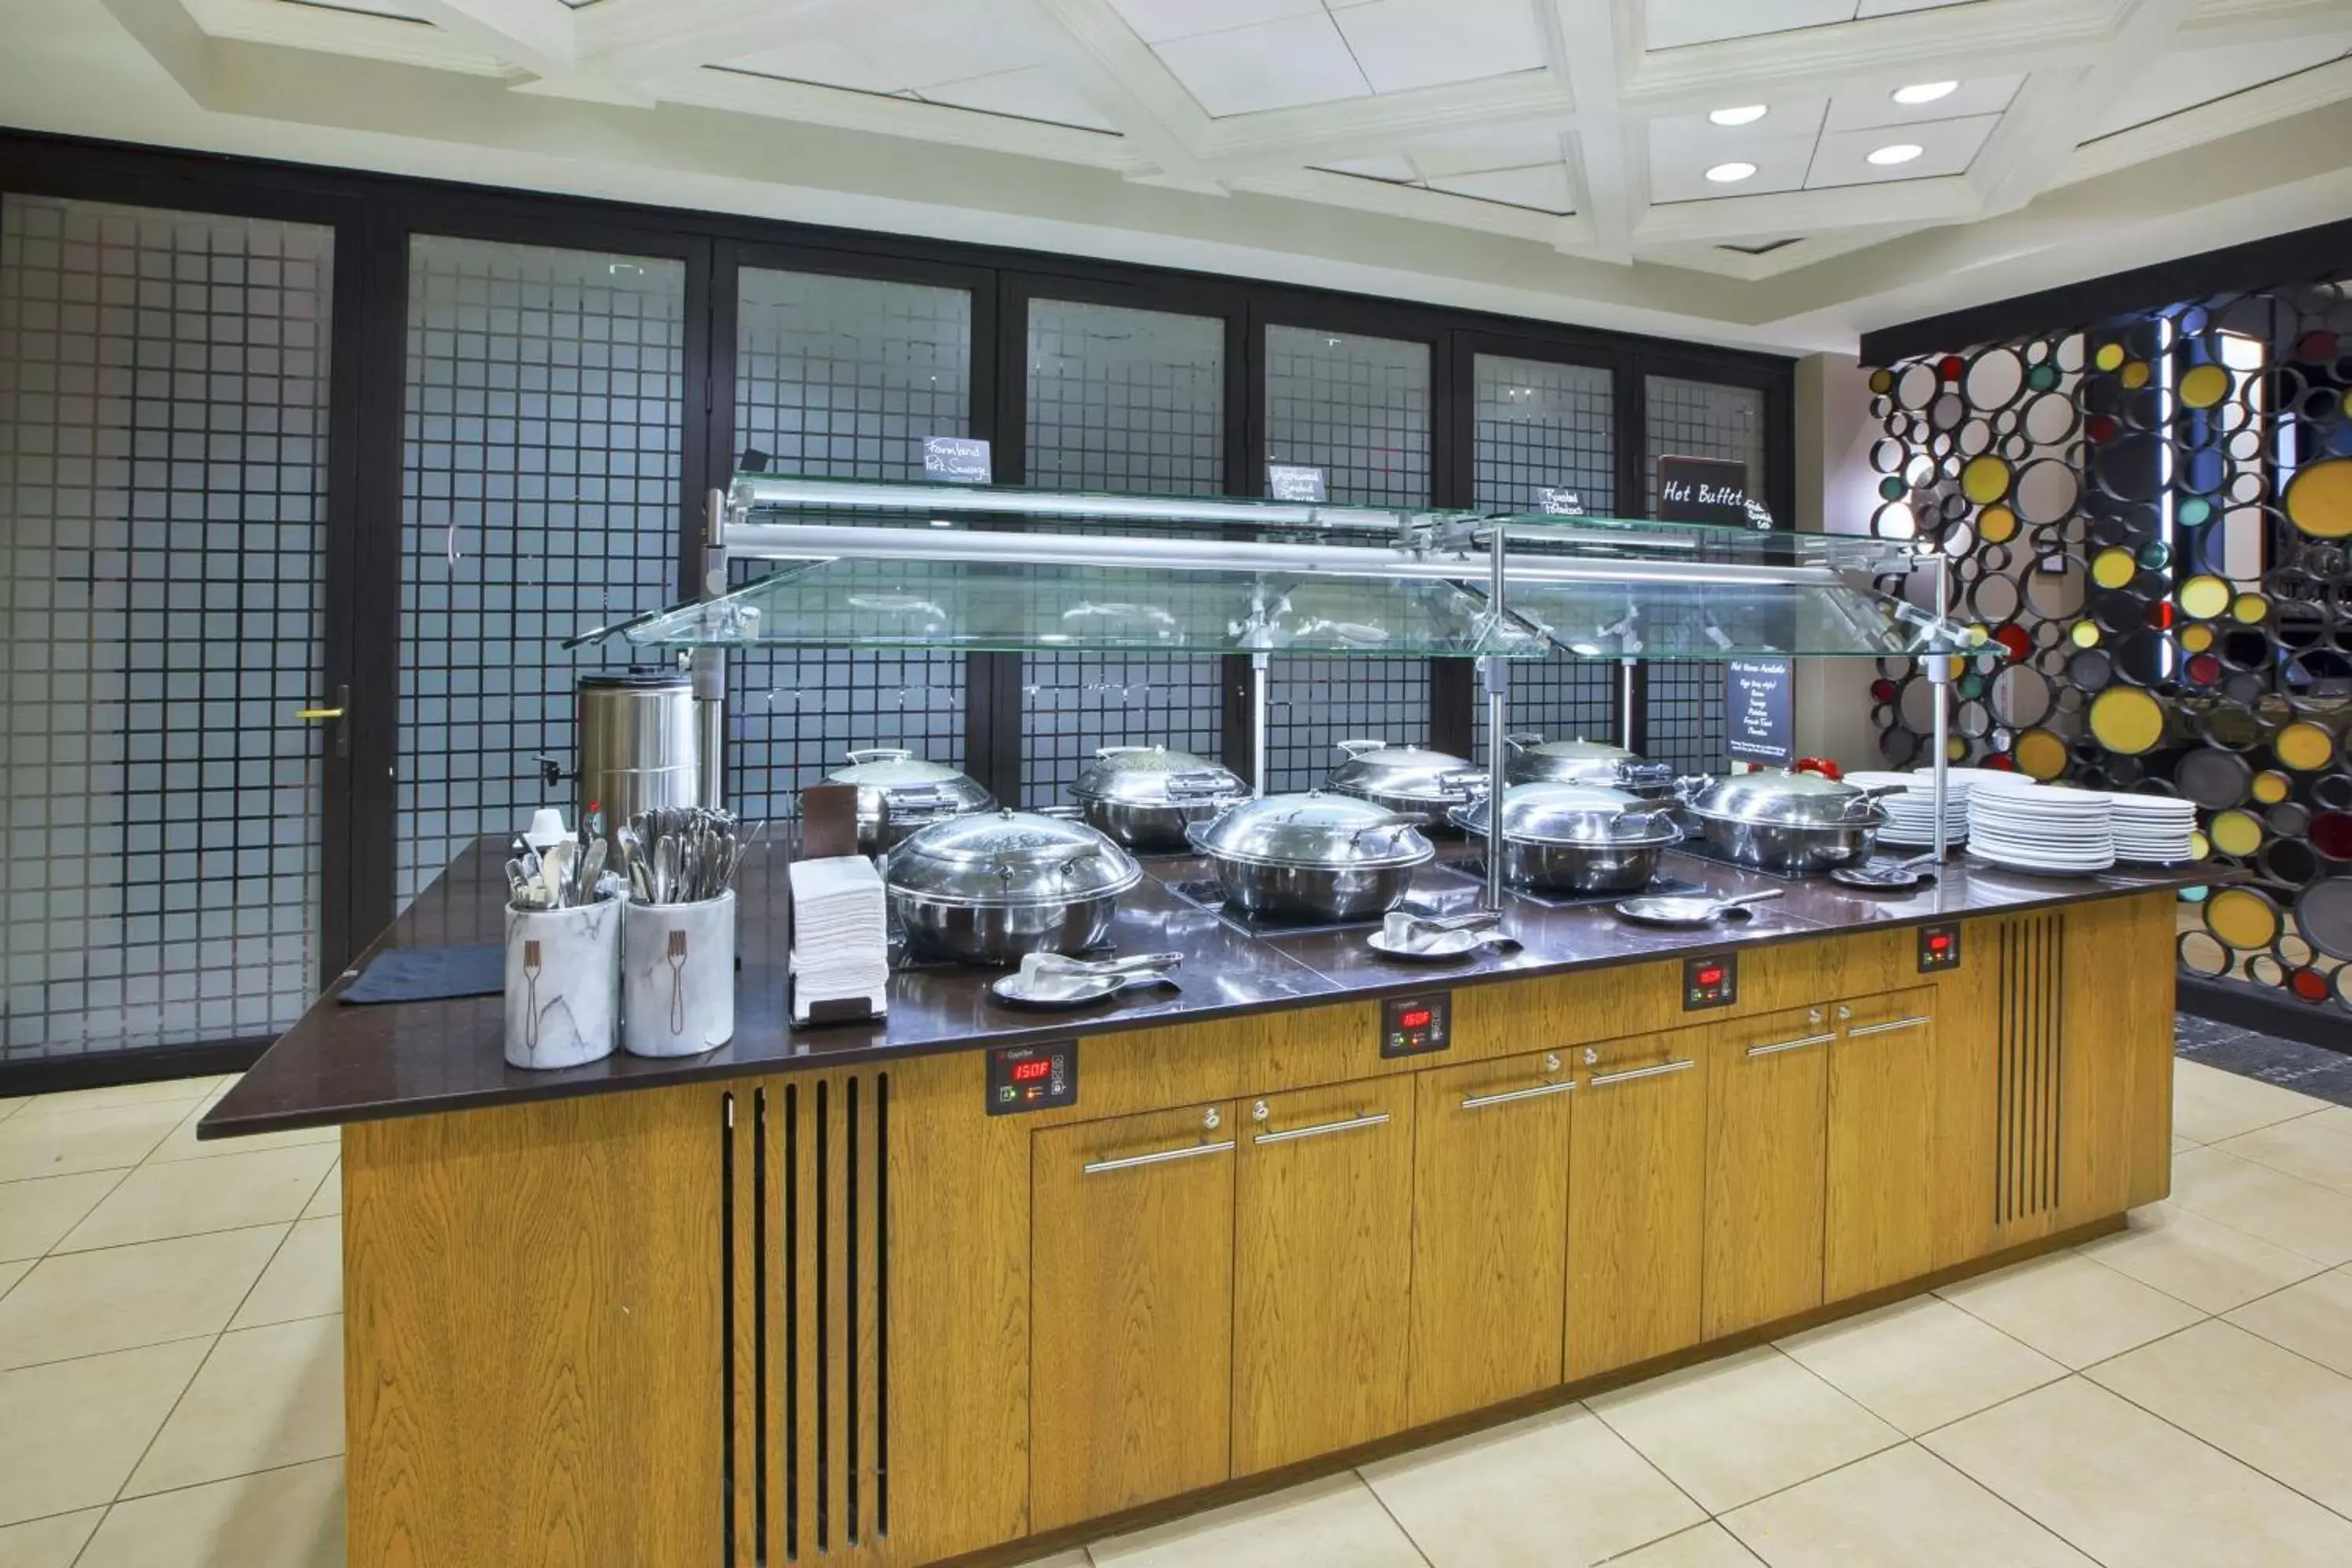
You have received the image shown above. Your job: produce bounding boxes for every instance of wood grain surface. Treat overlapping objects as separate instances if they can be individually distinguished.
[1703,1004,1831,1338]
[1825,988,1939,1301]
[1566,1029,1709,1381]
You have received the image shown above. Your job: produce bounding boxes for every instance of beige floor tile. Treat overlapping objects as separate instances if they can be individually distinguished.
[141,1105,339,1165]
[125,1314,345,1496]
[2169,1145,2352,1265]
[299,1163,340,1220]
[1004,1554,1088,1568]
[1934,1250,2203,1368]
[11,1080,220,1117]
[0,1259,27,1302]
[0,1099,26,1124]
[2075,1200,2328,1314]
[230,1216,341,1330]
[0,1104,188,1185]
[2089,1318,2352,1516]
[1599,1521,1764,1566]
[1721,1443,2092,1567]
[0,1171,128,1263]
[2227,1264,2352,1377]
[2172,1060,2332,1146]
[0,1508,105,1567]
[1088,1473,1425,1568]
[56,1145,337,1254]
[0,1226,285,1370]
[1360,1403,1704,1567]
[75,1456,344,1568]
[1777,1294,2067,1436]
[1588,1347,1901,1515]
[1924,1376,2352,1567]
[0,1339,209,1526]
[2216,1112,2352,1198]
[2172,1133,2199,1152]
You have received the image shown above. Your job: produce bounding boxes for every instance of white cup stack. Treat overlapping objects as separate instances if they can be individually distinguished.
[1965,780,2115,874]
[2109,793,2199,865]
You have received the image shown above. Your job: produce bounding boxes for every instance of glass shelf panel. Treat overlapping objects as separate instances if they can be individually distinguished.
[608,556,1552,658]
[1502,575,1989,660]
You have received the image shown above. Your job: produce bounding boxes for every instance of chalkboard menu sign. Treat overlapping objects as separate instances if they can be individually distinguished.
[1266,464,1328,503]
[1725,656,1794,765]
[924,435,993,484]
[1657,455,1771,529]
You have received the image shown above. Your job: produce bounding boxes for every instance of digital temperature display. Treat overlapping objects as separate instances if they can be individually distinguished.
[1918,923,1962,973]
[1398,1008,1433,1031]
[1011,1058,1053,1083]
[1683,953,1737,1010]
[986,1042,1076,1114]
[1381,993,1451,1058]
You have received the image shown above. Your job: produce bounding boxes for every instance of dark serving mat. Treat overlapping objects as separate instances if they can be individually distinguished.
[338,943,503,1005]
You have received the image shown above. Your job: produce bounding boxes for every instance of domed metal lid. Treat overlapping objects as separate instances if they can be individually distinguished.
[1686,771,1887,828]
[1504,734,1674,789]
[1451,782,1681,846]
[884,810,1141,908]
[1071,745,1248,808]
[1186,790,1435,870]
[827,747,971,789]
[1325,739,1486,804]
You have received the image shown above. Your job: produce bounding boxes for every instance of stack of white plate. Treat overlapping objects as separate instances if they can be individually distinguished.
[1965,781,2115,874]
[1848,769,1970,848]
[2109,793,2198,865]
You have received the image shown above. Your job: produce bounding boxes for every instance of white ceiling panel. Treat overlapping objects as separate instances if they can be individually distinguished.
[2083,36,2352,141]
[922,67,1119,132]
[719,38,906,96]
[1107,0,1322,45]
[1330,0,1547,94]
[829,5,1049,90]
[1855,0,1979,16]
[1406,123,1570,178]
[1152,12,1370,115]
[1427,162,1575,212]
[1806,112,2000,187]
[1319,154,1420,180]
[1649,98,1830,154]
[275,0,427,17]
[1649,131,1817,203]
[1644,0,1853,51]
[1824,73,2020,131]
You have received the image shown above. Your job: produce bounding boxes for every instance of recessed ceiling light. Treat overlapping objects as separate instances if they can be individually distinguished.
[1708,104,1768,126]
[1892,81,1958,105]
[1867,143,1924,166]
[1705,162,1759,183]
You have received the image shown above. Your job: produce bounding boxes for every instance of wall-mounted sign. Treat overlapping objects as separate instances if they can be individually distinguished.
[1537,487,1585,516]
[924,435,993,484]
[1266,463,1328,502]
[1725,655,1794,766]
[1657,454,1772,529]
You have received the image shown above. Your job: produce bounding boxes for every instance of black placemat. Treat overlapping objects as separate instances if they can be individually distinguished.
[338,943,503,1005]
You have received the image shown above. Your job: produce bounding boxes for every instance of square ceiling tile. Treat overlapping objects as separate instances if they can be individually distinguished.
[2085,35,2352,141]
[1408,123,1569,178]
[1109,0,1323,45]
[1153,13,1370,115]
[921,67,1120,132]
[1857,0,1980,14]
[1826,73,2020,131]
[833,5,1051,90]
[1330,0,1547,94]
[719,38,905,95]
[1646,0,1853,51]
[1650,97,1829,154]
[1649,130,1819,204]
[1427,162,1575,213]
[1318,154,1420,180]
[1806,112,2001,188]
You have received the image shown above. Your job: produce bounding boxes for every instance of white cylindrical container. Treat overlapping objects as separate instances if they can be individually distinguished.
[622,890,735,1058]
[504,898,620,1071]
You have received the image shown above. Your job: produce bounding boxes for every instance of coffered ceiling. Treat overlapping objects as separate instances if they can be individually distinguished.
[9,0,2352,350]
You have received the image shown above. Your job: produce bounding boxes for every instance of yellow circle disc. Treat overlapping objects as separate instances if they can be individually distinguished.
[2211,810,2265,858]
[2206,887,2279,949]
[1947,735,1969,761]
[2180,575,2230,619]
[2070,620,2103,649]
[1980,504,2018,543]
[2190,827,2211,860]
[1961,456,2012,505]
[2285,458,2352,539]
[2252,769,2291,804]
[1869,368,1893,395]
[2095,342,2125,372]
[2180,622,2215,654]
[2089,686,2165,754]
[2179,363,2229,408]
[2232,593,2267,624]
[2091,546,2138,589]
[2120,360,2151,389]
[2016,728,2069,779]
[2278,720,2336,771]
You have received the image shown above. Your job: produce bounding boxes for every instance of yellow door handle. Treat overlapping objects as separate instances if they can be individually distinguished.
[295,707,345,721]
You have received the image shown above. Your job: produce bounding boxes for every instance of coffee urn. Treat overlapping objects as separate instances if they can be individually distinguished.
[576,670,700,833]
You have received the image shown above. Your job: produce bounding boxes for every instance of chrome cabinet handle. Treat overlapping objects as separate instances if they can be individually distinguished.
[1083,1140,1236,1175]
[1253,1111,1390,1145]
[1544,1053,1561,1073]
[1835,1004,1853,1020]
[1461,1080,1575,1111]
[1746,1032,1836,1058]
[1847,1014,1931,1037]
[1588,1058,1694,1087]
[1808,1007,1824,1025]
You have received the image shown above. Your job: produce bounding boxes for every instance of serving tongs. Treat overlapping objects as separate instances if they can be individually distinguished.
[1368,908,1519,960]
[989,951,1185,1010]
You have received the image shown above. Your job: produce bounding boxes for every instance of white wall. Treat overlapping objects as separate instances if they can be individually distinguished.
[1793,353,1886,771]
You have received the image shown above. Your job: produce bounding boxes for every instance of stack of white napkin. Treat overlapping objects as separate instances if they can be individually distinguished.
[789,856,888,1023]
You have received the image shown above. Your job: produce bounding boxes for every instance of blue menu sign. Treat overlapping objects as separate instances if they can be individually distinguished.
[924,435,993,484]
[1726,656,1794,765]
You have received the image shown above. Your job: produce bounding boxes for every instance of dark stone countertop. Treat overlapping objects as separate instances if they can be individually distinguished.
[202,836,2211,1139]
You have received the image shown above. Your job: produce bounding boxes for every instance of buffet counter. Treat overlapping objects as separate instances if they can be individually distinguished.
[207,842,2196,1568]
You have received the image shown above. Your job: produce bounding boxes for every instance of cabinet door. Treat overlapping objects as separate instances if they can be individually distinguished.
[1409,1049,1576,1425]
[1566,1033,1708,1381]
[1032,1102,1237,1530]
[1704,1005,1831,1338]
[1826,989,1939,1301]
[1233,1076,1417,1475]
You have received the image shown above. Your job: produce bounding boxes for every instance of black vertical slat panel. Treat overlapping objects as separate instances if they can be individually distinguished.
[815,1076,831,1553]
[847,1074,862,1544]
[875,1071,891,1539]
[721,1092,737,1564]
[784,1080,800,1558]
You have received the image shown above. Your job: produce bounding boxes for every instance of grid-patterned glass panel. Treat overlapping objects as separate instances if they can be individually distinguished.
[1,197,330,1058]
[1643,376,1767,774]
[399,237,682,904]
[731,267,971,821]
[1265,325,1432,791]
[1022,298,1224,806]
[1475,353,1617,758]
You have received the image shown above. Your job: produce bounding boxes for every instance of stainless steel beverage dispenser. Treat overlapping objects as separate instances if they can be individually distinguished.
[576,669,699,833]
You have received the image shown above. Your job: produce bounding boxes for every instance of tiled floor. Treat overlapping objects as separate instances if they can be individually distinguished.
[5,1047,2352,1566]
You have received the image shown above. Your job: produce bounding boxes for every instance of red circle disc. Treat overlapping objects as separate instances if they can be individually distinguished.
[2146,601,2176,630]
[2187,652,2222,684]
[2296,330,2339,363]
[1995,625,2031,660]
[2291,968,2329,1002]
[1987,753,2017,771]
[1871,678,1897,702]
[1938,354,1965,382]
[2312,811,2352,861]
[2085,415,2118,443]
